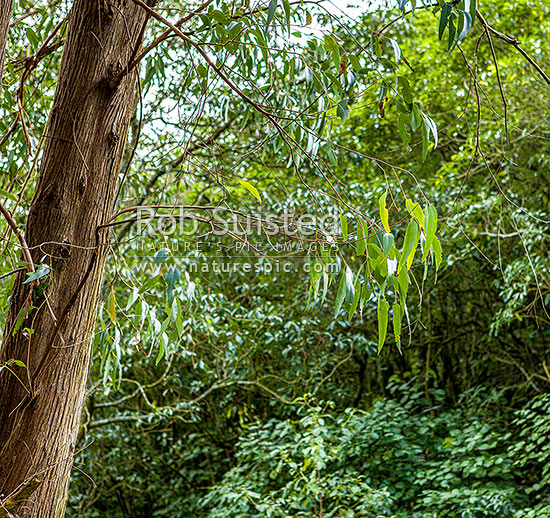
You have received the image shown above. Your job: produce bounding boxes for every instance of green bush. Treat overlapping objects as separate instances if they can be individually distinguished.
[201,386,549,518]
[68,385,550,517]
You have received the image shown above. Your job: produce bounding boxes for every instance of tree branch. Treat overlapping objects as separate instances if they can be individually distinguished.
[0,201,34,272]
[476,9,550,85]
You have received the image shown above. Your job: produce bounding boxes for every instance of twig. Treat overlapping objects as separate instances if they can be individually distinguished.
[375,2,439,36]
[481,24,508,143]
[0,267,26,281]
[476,9,550,85]
[0,201,34,271]
[121,0,215,79]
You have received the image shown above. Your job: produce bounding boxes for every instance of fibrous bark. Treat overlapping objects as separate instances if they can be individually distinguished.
[0,1,152,516]
[0,0,15,87]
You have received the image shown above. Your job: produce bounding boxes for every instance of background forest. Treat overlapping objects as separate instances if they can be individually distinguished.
[0,0,549,516]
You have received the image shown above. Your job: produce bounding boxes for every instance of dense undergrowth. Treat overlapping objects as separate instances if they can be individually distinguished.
[68,378,550,517]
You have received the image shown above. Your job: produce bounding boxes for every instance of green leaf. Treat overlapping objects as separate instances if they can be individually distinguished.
[334,270,347,317]
[282,0,291,30]
[26,27,39,48]
[389,39,401,63]
[210,10,228,24]
[379,191,391,233]
[153,248,170,265]
[410,104,421,131]
[432,236,443,271]
[468,0,477,21]
[398,76,413,105]
[406,227,421,271]
[367,243,382,271]
[156,333,166,365]
[337,99,350,122]
[398,113,411,147]
[448,13,457,50]
[12,306,27,336]
[0,188,17,202]
[344,266,355,303]
[23,264,49,284]
[321,272,329,306]
[331,46,340,71]
[422,205,438,262]
[348,272,362,322]
[356,219,366,256]
[392,302,402,352]
[267,0,278,25]
[340,213,348,240]
[398,220,419,273]
[423,113,438,149]
[125,287,140,311]
[381,232,394,257]
[326,139,337,165]
[238,180,262,202]
[439,3,451,40]
[398,267,409,305]
[422,117,429,161]
[349,55,361,71]
[377,298,390,353]
[406,199,425,229]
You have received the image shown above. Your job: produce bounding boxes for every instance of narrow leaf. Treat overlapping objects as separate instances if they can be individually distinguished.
[392,302,402,352]
[0,188,17,202]
[340,213,348,240]
[389,39,401,63]
[432,236,443,271]
[406,229,420,271]
[344,266,355,303]
[334,271,347,317]
[398,220,419,273]
[406,199,425,229]
[398,267,409,305]
[348,274,361,322]
[238,180,262,202]
[267,0,278,25]
[439,3,451,40]
[356,219,366,256]
[23,264,49,284]
[424,114,438,148]
[337,99,350,122]
[379,191,391,233]
[382,232,394,257]
[421,205,438,263]
[377,298,390,353]
[422,118,429,161]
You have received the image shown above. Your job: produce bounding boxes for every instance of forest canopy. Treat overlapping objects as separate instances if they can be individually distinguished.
[0,0,549,516]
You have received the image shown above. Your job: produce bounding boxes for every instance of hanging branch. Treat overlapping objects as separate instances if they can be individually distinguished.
[476,10,550,85]
[0,201,34,272]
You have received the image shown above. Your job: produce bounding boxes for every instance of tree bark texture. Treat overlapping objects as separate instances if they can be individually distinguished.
[0,1,152,516]
[0,0,14,87]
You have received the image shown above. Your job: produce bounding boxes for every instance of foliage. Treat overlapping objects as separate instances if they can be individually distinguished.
[68,383,550,517]
[0,0,549,515]
[199,389,550,518]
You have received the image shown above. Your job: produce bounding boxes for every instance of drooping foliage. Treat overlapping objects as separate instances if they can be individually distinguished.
[0,0,549,515]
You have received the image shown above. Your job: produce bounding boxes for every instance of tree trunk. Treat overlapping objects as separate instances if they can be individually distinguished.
[0,1,151,516]
[0,0,14,87]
